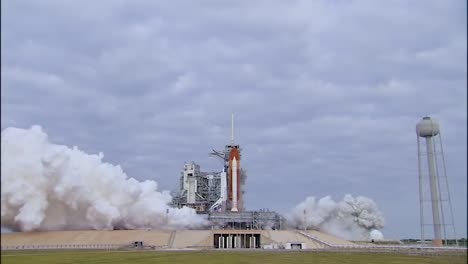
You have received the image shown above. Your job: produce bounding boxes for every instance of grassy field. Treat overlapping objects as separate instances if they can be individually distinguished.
[1,250,466,264]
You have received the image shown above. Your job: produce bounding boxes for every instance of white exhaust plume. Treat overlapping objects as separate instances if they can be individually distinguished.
[287,195,385,240]
[1,126,207,232]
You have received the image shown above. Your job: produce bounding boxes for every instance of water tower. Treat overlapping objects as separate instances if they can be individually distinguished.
[416,117,457,247]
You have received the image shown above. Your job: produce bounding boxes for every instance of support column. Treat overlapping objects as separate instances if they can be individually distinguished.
[426,137,443,247]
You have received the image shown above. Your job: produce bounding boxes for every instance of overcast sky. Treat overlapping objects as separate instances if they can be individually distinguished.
[2,0,466,239]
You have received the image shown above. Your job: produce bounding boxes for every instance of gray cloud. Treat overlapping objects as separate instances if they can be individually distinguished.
[2,0,466,239]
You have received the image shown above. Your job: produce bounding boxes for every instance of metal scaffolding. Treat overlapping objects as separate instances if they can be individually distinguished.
[208,210,283,230]
[172,162,223,213]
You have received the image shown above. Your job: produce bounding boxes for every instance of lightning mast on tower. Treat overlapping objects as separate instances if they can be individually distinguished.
[231,113,235,145]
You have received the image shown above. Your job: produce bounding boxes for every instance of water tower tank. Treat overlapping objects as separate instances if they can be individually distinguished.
[416,116,440,137]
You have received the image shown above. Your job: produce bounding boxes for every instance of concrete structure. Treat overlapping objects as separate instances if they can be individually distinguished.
[0,230,172,249]
[416,116,457,247]
[1,229,355,250]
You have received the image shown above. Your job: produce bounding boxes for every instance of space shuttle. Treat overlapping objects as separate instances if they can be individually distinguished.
[227,114,242,212]
[209,114,243,212]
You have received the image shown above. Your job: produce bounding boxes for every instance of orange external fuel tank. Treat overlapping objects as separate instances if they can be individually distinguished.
[228,147,241,211]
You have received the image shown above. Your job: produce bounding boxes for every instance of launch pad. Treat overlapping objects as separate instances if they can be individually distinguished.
[172,114,283,230]
[0,229,357,250]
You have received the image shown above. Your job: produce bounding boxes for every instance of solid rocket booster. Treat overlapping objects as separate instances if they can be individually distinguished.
[220,169,227,202]
[231,157,238,212]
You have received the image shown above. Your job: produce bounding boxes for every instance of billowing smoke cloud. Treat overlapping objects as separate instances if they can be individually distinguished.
[1,126,207,232]
[287,195,385,241]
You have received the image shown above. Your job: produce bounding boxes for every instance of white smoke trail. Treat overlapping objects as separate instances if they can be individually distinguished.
[1,126,207,231]
[287,195,385,240]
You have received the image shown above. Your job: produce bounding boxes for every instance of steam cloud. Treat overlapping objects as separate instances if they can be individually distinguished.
[288,195,385,240]
[1,126,207,232]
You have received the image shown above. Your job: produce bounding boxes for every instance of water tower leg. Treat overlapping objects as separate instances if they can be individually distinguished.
[425,137,442,247]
